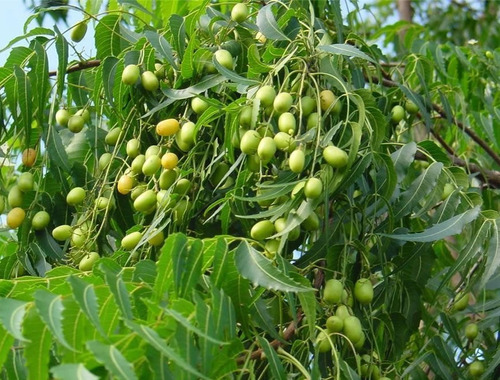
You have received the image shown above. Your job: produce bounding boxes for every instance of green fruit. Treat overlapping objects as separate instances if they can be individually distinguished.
[247,154,260,172]
[131,183,147,201]
[105,127,122,145]
[7,208,25,229]
[441,183,454,200]
[0,197,4,214]
[148,229,165,246]
[66,187,86,206]
[159,169,178,190]
[465,323,478,341]
[274,217,300,241]
[469,361,484,377]
[240,130,262,155]
[179,121,196,145]
[122,231,143,250]
[79,252,100,271]
[75,109,90,123]
[95,196,110,210]
[354,278,374,305]
[307,112,320,129]
[317,331,332,353]
[278,112,296,135]
[320,90,342,114]
[264,239,280,255]
[323,279,343,304]
[8,186,23,208]
[145,145,161,159]
[122,64,140,85]
[299,96,316,116]
[323,146,348,168]
[210,163,230,187]
[453,292,469,312]
[173,178,191,196]
[134,190,157,212]
[289,149,305,173]
[304,178,322,199]
[343,316,363,343]
[141,70,159,91]
[173,199,190,223]
[360,363,379,379]
[250,220,275,240]
[142,156,162,176]
[55,109,70,126]
[291,181,306,199]
[131,154,146,174]
[18,172,34,192]
[326,316,344,333]
[335,305,351,320]
[68,115,85,133]
[154,63,166,79]
[214,49,233,70]
[31,211,50,230]
[390,105,405,123]
[191,97,209,114]
[231,3,249,23]
[126,138,141,158]
[70,21,87,42]
[273,92,293,113]
[485,50,493,59]
[71,228,87,248]
[303,211,320,231]
[256,85,276,107]
[239,106,253,128]
[257,137,277,162]
[274,132,294,151]
[52,224,72,240]
[405,100,418,114]
[98,153,112,171]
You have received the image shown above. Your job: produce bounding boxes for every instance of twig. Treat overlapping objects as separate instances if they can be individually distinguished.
[48,60,101,77]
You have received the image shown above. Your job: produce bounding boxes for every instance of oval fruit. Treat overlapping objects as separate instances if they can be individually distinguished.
[214,49,233,70]
[105,127,122,145]
[320,90,342,114]
[156,118,180,137]
[122,64,140,85]
[441,183,454,200]
[22,148,37,167]
[161,152,179,170]
[75,109,90,122]
[55,109,70,126]
[131,183,147,201]
[299,96,316,116]
[240,130,261,155]
[323,279,343,304]
[307,112,320,129]
[257,137,277,162]
[210,162,229,187]
[336,305,351,320]
[250,220,275,240]
[154,63,165,78]
[291,181,305,199]
[79,252,100,271]
[273,92,293,114]
[71,228,87,248]
[141,71,159,91]
[278,112,296,135]
[231,3,249,23]
[117,175,135,195]
[343,316,363,343]
[304,178,322,199]
[191,97,209,114]
[317,331,332,353]
[289,149,305,173]
[52,224,72,240]
[179,121,196,145]
[126,138,141,158]
[239,106,252,128]
[274,132,293,151]
[134,190,157,212]
[465,323,478,341]
[66,187,86,206]
[70,21,87,42]
[326,315,344,333]
[405,100,418,114]
[148,229,165,246]
[142,155,162,176]
[173,199,190,224]
[7,207,25,229]
[391,105,405,123]
[95,197,110,210]
[68,115,85,133]
[98,153,112,171]
[18,172,34,192]
[354,278,374,305]
[302,211,320,231]
[173,178,191,196]
[131,154,146,174]
[159,169,178,190]
[453,292,469,312]
[256,85,276,107]
[323,146,348,168]
[145,146,160,160]
[8,186,23,208]
[122,231,143,250]
[469,361,484,377]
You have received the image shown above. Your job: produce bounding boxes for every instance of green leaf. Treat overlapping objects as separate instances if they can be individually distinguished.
[298,288,317,339]
[144,30,177,69]
[0,27,54,53]
[0,298,28,341]
[181,37,195,79]
[33,290,73,350]
[46,126,71,172]
[102,56,119,107]
[14,66,32,141]
[99,261,134,320]
[383,206,481,242]
[0,324,15,368]
[23,308,52,380]
[87,340,138,380]
[177,239,203,298]
[28,41,49,120]
[54,26,68,98]
[391,142,417,182]
[170,14,186,60]
[247,44,271,74]
[212,56,260,86]
[481,219,500,286]
[125,321,210,380]
[257,336,286,380]
[235,241,314,292]
[257,4,289,41]
[95,15,125,59]
[317,44,376,63]
[51,364,99,380]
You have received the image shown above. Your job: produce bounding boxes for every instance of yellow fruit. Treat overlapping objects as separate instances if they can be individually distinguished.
[22,148,37,167]
[7,208,25,229]
[147,229,165,246]
[156,119,180,137]
[117,175,135,195]
[161,152,179,169]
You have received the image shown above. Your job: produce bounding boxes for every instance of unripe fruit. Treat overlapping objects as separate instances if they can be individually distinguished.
[122,64,140,85]
[335,305,351,320]
[79,252,100,271]
[173,199,190,223]
[22,148,37,167]
[141,71,159,91]
[391,105,405,123]
[326,316,344,333]
[8,186,23,208]
[146,145,161,159]
[148,229,165,246]
[18,172,34,192]
[307,112,320,130]
[156,119,180,136]
[317,331,332,353]
[343,316,363,343]
[304,178,322,199]
[179,121,196,145]
[0,197,4,214]
[159,169,178,190]
[173,178,191,196]
[360,362,378,378]
[405,100,418,114]
[210,162,229,187]
[71,228,87,248]
[131,154,146,174]
[191,97,209,114]
[240,130,262,155]
[130,183,147,201]
[320,90,341,114]
[126,138,141,158]
[98,153,112,171]
[323,279,343,304]
[485,50,493,59]
[66,187,86,206]
[302,211,320,231]
[257,137,277,162]
[274,217,300,241]
[154,63,166,79]
[75,108,90,123]
[250,220,275,240]
[274,132,293,151]
[354,278,374,305]
[52,224,72,240]
[465,323,478,341]
[239,106,252,128]
[289,149,305,173]
[278,112,296,135]
[142,155,162,176]
[161,152,179,169]
[122,231,143,250]
[68,115,85,133]
[70,21,87,42]
[273,92,293,113]
[247,154,260,172]
[291,181,305,199]
[105,127,122,145]
[214,49,233,70]
[95,196,111,210]
[134,190,157,212]
[441,183,454,200]
[299,96,316,116]
[453,292,469,312]
[231,3,249,23]
[55,109,70,126]
[256,85,276,107]
[7,207,25,229]
[469,361,484,378]
[323,146,348,168]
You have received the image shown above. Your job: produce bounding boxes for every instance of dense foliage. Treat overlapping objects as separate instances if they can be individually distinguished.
[0,0,499,378]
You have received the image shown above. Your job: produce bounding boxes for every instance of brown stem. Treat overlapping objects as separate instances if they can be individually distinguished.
[48,60,101,77]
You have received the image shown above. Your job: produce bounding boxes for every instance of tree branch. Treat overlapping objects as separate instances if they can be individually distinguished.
[48,60,101,77]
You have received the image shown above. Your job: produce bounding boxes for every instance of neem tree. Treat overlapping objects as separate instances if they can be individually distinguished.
[0,0,499,378]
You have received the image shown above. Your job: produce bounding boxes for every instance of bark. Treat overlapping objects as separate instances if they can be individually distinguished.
[397,0,413,41]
